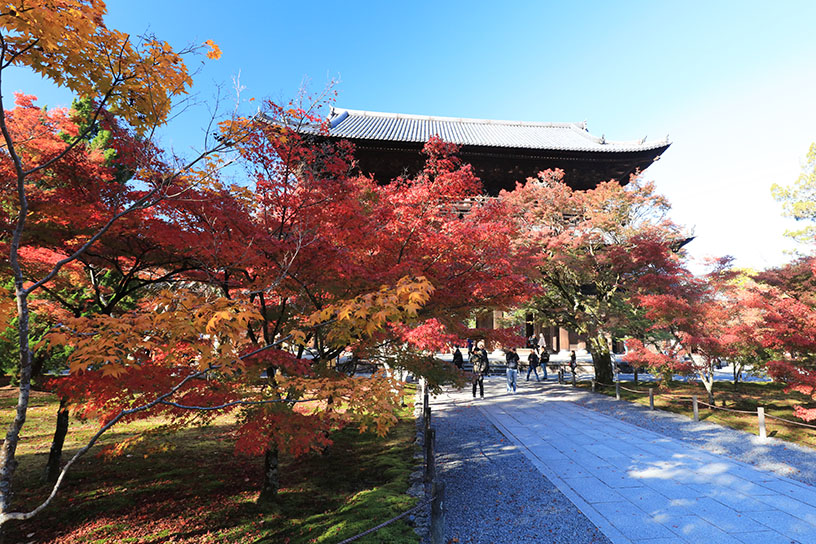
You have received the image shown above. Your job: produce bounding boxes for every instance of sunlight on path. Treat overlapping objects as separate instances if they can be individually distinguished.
[436,379,816,544]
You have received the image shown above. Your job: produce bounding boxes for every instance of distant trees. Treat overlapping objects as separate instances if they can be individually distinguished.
[772,142,816,244]
[748,259,816,420]
[501,170,686,384]
[762,142,816,419]
[624,141,816,416]
[628,260,766,403]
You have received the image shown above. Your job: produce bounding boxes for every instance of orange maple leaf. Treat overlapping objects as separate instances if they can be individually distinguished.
[204,39,222,60]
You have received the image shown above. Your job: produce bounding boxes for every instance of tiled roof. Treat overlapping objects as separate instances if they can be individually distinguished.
[318,107,669,153]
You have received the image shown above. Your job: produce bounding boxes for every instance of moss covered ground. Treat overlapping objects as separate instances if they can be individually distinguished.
[0,386,419,543]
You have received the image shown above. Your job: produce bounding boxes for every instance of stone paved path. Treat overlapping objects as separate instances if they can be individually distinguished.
[433,390,612,543]
[434,379,816,544]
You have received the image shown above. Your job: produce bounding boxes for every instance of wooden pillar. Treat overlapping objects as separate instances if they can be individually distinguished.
[493,310,503,325]
[525,313,534,341]
[559,328,570,352]
[475,312,492,330]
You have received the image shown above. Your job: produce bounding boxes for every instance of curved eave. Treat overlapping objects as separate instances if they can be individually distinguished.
[329,135,671,163]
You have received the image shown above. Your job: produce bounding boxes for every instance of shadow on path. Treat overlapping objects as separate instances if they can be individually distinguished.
[432,387,611,544]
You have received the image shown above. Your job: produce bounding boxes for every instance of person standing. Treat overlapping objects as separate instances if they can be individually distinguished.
[540,348,550,380]
[452,346,464,369]
[569,350,577,385]
[505,347,520,393]
[538,332,547,352]
[470,341,488,398]
[526,348,540,381]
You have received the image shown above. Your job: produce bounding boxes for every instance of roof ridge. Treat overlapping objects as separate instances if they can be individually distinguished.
[321,107,671,151]
[331,107,580,130]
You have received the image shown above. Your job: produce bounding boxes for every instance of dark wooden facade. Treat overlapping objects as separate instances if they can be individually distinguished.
[308,108,670,353]
[347,140,668,195]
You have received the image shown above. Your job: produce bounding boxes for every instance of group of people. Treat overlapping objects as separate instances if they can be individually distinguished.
[451,340,490,398]
[503,346,551,392]
[451,340,577,398]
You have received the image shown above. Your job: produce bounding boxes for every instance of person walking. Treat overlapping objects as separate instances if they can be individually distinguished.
[569,350,577,386]
[452,346,464,369]
[505,346,520,393]
[526,348,540,381]
[470,341,489,398]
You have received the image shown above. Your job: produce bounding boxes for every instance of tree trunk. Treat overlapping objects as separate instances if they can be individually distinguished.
[733,363,741,393]
[257,445,279,503]
[0,287,33,515]
[702,360,716,405]
[45,399,70,483]
[588,334,614,385]
[633,367,639,386]
[703,379,714,406]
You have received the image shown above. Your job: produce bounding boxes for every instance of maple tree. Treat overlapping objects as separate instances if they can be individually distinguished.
[721,144,816,417]
[0,0,233,524]
[501,170,685,384]
[745,259,816,420]
[627,258,777,403]
[143,106,532,498]
[714,272,774,391]
[627,264,716,403]
[0,83,532,519]
[0,93,212,483]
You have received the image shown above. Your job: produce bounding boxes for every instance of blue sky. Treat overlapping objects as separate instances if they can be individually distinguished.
[7,1,816,271]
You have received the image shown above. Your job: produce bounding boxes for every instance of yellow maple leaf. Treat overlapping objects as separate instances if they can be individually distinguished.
[290,329,307,345]
[372,310,389,324]
[337,306,353,321]
[101,364,127,378]
[404,302,421,316]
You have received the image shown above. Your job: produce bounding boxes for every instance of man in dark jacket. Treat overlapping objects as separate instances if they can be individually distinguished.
[540,348,549,380]
[452,346,464,369]
[526,348,540,381]
[505,347,519,393]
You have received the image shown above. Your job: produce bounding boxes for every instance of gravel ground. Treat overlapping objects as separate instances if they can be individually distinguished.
[433,394,611,544]
[565,384,816,485]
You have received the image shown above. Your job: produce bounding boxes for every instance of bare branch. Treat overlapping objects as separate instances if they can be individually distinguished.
[158,397,312,411]
[23,143,234,297]
[0,363,212,524]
